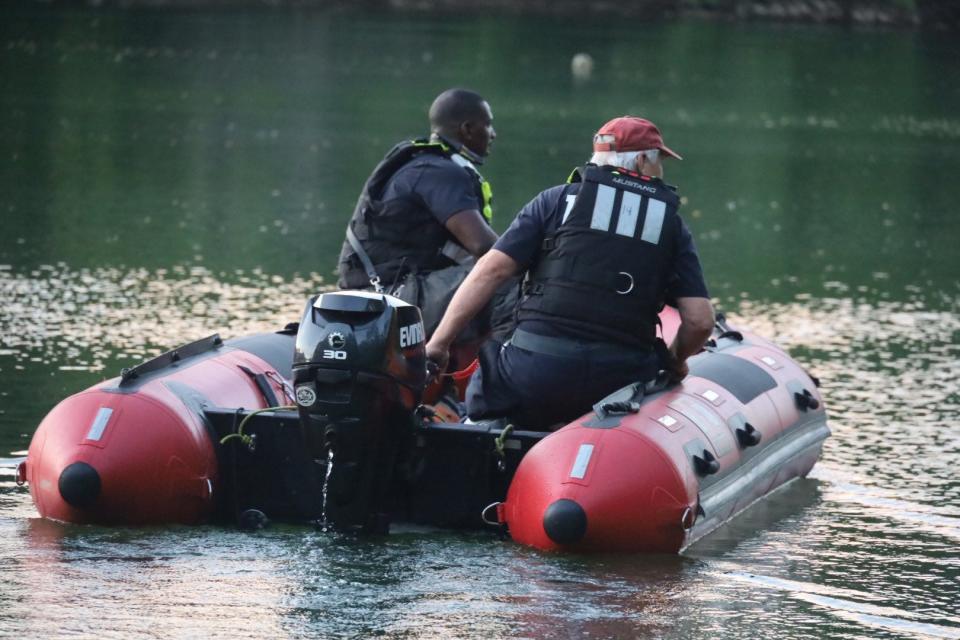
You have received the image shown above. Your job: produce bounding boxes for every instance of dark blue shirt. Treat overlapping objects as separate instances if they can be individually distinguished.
[381,153,481,225]
[494,180,709,339]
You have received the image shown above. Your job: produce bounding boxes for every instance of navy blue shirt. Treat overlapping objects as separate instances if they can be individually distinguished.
[381,153,481,225]
[494,179,709,339]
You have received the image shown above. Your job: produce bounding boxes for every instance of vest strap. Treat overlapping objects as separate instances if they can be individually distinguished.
[532,259,624,292]
[525,285,656,331]
[510,328,650,359]
[346,226,383,292]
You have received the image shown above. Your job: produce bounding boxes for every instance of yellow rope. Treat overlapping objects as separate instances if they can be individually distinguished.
[219,405,297,447]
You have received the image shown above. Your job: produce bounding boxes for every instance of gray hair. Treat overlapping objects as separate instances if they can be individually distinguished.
[589,149,659,171]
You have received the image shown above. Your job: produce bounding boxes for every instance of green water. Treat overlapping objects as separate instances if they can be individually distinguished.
[2,5,959,639]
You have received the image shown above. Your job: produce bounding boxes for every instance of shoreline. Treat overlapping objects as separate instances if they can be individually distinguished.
[21,0,960,30]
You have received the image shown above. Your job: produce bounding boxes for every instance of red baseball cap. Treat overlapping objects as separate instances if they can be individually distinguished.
[592,116,682,160]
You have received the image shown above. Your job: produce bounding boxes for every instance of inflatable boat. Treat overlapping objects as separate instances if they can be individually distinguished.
[20,291,829,553]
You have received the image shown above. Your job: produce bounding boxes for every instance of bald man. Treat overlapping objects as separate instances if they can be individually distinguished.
[337,89,512,354]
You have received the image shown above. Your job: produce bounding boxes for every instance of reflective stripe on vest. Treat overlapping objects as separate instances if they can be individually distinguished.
[515,165,682,347]
[450,152,494,223]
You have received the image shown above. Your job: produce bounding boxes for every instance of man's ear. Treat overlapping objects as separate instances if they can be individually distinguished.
[458,120,472,140]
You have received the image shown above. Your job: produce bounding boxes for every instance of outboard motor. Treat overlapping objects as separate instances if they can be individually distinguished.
[292,291,427,533]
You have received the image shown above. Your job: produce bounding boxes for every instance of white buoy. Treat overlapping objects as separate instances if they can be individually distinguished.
[571,53,594,82]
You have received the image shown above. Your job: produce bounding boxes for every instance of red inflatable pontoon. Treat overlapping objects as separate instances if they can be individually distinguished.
[24,333,295,525]
[497,311,829,553]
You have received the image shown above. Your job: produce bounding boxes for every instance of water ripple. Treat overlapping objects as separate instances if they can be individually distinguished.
[732,294,960,502]
[723,571,960,639]
[0,264,330,372]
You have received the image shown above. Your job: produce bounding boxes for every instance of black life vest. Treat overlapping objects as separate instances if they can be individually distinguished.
[517,165,682,347]
[337,139,492,289]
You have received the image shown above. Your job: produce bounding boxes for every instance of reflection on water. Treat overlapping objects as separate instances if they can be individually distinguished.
[0,264,327,372]
[722,572,960,639]
[8,520,294,639]
[1,264,958,637]
[733,295,960,505]
[822,479,960,538]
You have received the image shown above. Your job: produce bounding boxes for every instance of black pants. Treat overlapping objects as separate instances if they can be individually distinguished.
[465,336,660,430]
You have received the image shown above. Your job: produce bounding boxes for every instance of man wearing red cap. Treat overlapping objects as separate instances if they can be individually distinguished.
[425,116,715,429]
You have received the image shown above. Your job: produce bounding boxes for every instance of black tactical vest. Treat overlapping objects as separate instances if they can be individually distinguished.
[337,140,489,289]
[517,165,682,347]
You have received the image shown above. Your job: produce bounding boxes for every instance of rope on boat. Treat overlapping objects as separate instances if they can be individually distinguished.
[494,423,514,471]
[219,405,297,450]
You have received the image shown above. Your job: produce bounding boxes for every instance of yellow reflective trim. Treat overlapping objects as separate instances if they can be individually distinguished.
[481,180,493,223]
[412,140,450,152]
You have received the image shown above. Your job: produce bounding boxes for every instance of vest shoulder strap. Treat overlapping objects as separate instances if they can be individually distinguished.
[447,148,494,224]
[364,139,452,201]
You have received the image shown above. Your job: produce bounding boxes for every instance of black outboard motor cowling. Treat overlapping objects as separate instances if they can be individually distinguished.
[293,291,427,533]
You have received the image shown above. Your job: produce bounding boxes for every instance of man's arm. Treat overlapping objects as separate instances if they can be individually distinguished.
[667,296,715,381]
[445,209,498,257]
[425,248,520,372]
